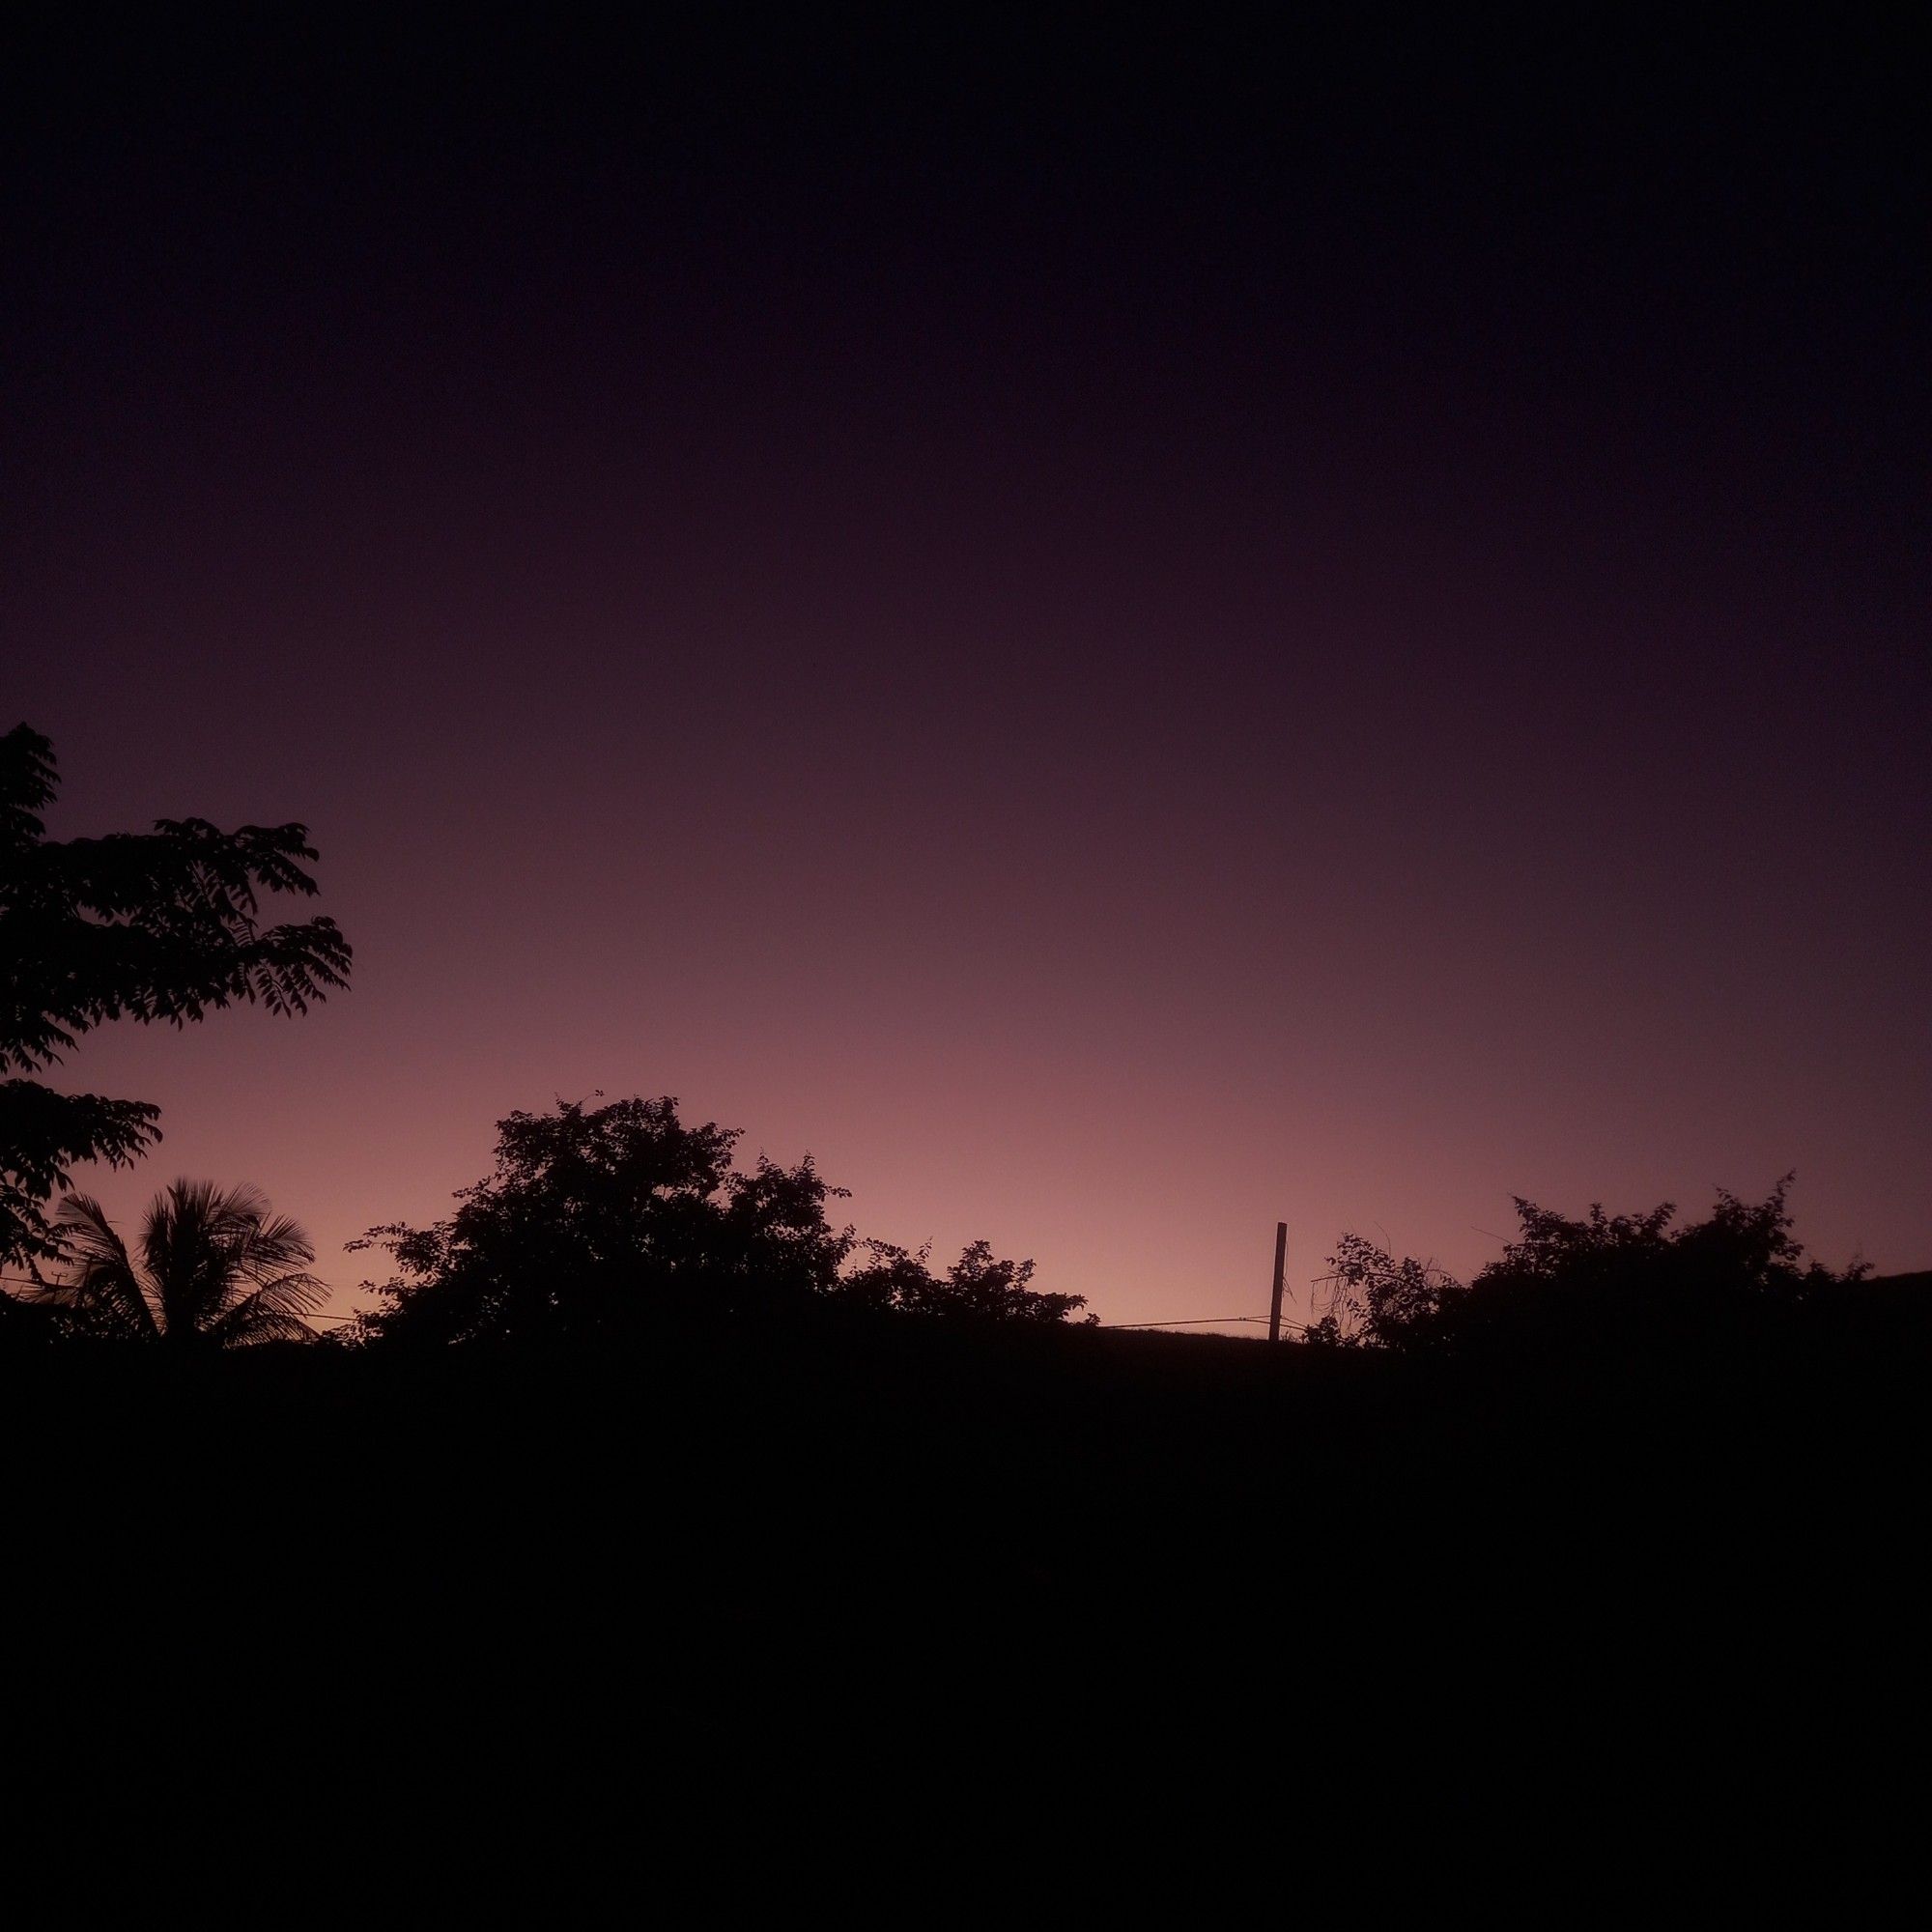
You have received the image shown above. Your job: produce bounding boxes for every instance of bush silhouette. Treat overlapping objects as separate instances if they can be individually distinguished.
[1309,1176,1864,1356]
[842,1236,1092,1325]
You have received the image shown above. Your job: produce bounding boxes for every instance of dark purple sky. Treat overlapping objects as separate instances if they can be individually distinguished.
[7,15,1927,1321]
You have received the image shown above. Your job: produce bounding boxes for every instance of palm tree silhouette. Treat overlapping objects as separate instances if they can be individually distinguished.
[45,1180,327,1347]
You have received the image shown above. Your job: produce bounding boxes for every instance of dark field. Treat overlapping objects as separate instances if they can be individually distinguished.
[11,1311,1924,1904]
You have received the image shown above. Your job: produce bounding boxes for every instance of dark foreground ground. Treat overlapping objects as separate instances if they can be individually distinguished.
[7,1316,1927,1901]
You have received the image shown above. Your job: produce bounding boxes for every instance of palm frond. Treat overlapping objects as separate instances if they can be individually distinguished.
[47,1194,161,1340]
[144,1179,263,1337]
[202,1266,327,1346]
[226,1208,320,1287]
[47,1178,327,1346]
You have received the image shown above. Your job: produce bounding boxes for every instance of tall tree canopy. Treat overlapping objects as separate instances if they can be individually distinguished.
[0,724,351,1267]
[355,1095,855,1345]
[355,1094,1088,1345]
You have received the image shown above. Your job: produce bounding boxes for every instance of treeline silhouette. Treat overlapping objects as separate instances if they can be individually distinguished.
[13,1083,1918,1378]
[6,719,1919,1373]
[4,1093,1092,1349]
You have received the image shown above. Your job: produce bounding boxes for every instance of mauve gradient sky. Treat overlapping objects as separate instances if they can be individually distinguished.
[6,17,1927,1322]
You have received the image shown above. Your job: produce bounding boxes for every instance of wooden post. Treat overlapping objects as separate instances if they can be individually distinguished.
[1268,1221,1287,1342]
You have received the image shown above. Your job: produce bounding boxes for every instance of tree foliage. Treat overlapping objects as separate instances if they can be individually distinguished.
[353,1095,850,1345]
[31,1179,327,1347]
[842,1237,1092,1325]
[1308,1177,1863,1355]
[1305,1234,1460,1351]
[354,1094,1089,1345]
[0,724,351,1266]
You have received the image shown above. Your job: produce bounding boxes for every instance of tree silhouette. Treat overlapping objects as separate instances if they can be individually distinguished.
[0,724,350,1268]
[1309,1177,1868,1354]
[354,1095,856,1344]
[1306,1233,1458,1351]
[355,1094,1090,1343]
[842,1237,1091,1325]
[32,1180,327,1347]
